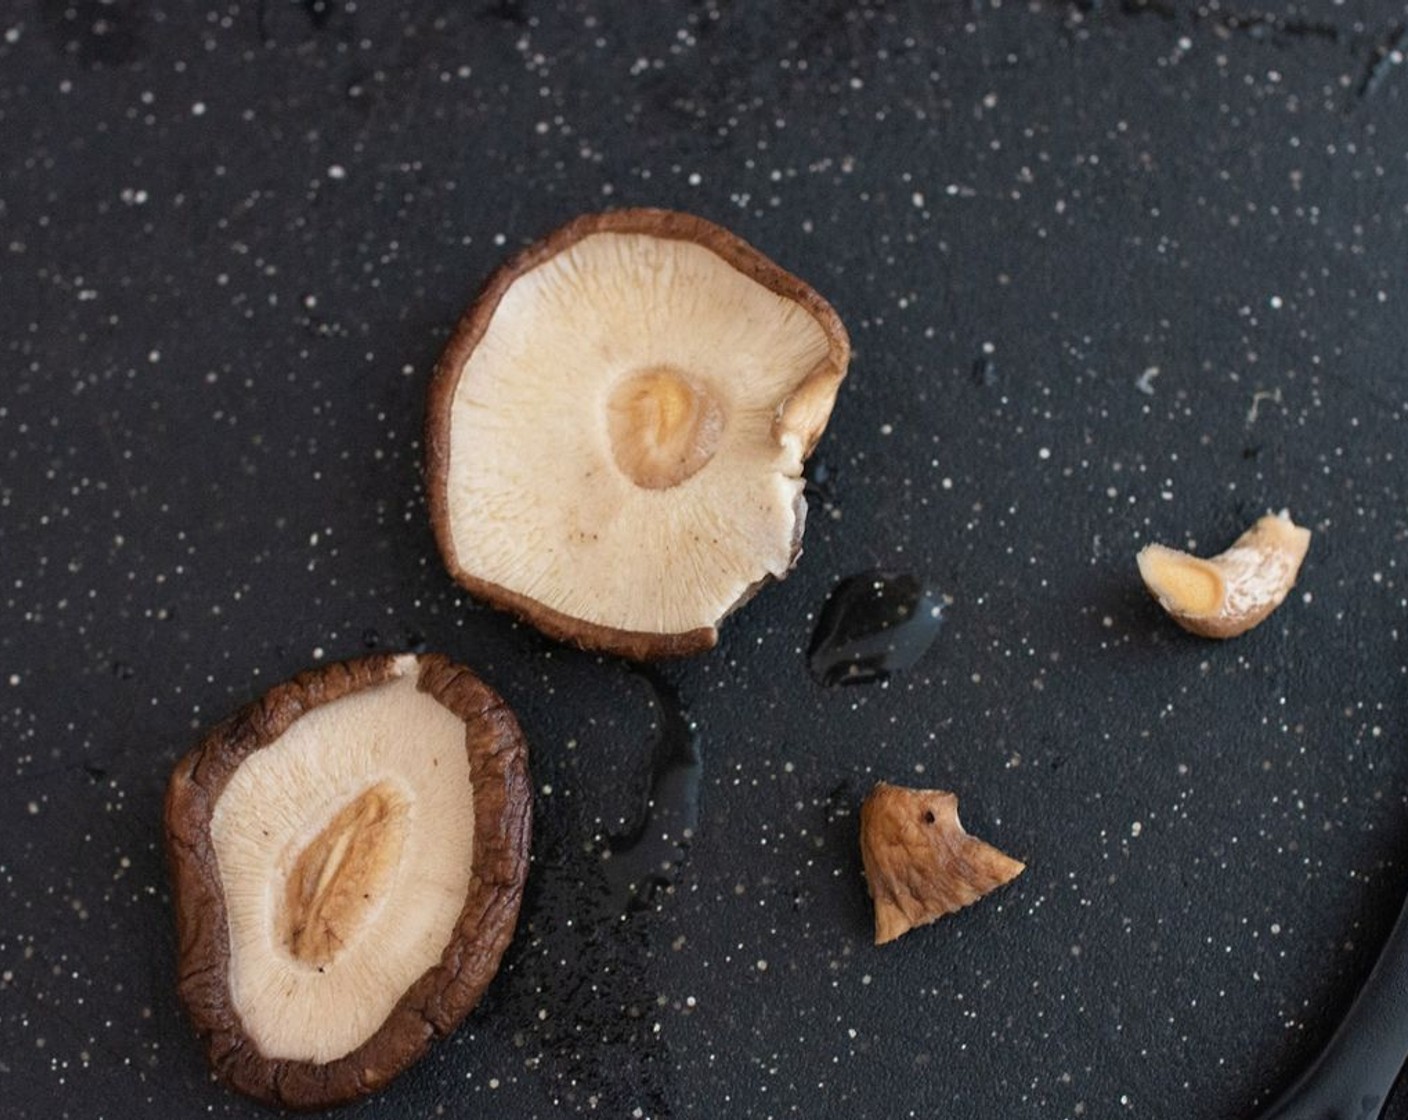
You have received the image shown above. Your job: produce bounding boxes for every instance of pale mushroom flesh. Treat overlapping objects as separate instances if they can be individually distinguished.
[210,662,474,1064]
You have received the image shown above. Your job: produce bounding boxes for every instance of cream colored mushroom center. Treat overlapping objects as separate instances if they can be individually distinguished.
[607,366,724,489]
[1139,548,1225,616]
[279,781,410,968]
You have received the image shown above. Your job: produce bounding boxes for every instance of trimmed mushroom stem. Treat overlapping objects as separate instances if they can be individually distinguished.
[859,782,1025,946]
[1137,511,1311,639]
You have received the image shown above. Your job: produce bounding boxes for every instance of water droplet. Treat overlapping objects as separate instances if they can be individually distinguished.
[495,667,697,1112]
[972,357,999,387]
[603,670,701,912]
[808,571,948,686]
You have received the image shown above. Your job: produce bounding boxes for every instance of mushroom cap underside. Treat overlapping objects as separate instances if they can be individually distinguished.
[165,653,532,1110]
[425,209,851,659]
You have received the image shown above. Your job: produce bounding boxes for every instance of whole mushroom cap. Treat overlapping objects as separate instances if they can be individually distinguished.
[165,653,531,1110]
[425,208,851,660]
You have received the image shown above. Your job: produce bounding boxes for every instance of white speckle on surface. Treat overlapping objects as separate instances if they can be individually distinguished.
[327,164,347,180]
[1135,366,1160,395]
[1246,388,1282,424]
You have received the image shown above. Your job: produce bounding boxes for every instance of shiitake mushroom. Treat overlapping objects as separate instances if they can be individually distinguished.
[165,653,531,1109]
[424,208,851,660]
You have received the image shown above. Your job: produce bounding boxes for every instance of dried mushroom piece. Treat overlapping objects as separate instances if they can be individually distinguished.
[860,782,1025,946]
[165,653,531,1110]
[425,208,851,660]
[1137,510,1311,639]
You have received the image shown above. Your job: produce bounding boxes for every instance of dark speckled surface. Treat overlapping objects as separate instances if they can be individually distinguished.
[3,2,1408,1117]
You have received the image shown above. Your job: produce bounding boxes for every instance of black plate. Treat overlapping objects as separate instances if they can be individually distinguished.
[3,2,1407,1117]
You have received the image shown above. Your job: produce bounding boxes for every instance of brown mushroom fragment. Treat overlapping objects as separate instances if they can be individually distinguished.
[859,782,1025,946]
[425,208,851,660]
[164,653,531,1110]
[1136,510,1311,639]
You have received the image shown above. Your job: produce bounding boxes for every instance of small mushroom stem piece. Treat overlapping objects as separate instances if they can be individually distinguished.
[859,782,1025,946]
[1136,511,1311,639]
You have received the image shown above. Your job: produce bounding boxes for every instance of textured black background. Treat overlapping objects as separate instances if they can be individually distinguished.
[3,1,1408,1117]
